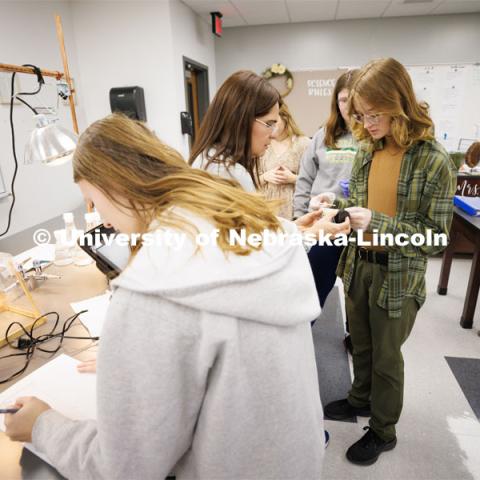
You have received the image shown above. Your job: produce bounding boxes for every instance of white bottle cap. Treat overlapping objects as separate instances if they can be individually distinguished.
[85,211,102,225]
[63,212,74,223]
[84,212,96,223]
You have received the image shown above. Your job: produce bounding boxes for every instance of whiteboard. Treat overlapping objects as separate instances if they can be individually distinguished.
[406,63,480,152]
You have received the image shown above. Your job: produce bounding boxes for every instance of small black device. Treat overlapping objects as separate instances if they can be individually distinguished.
[78,224,131,278]
[333,209,350,224]
[180,111,193,135]
[109,86,147,121]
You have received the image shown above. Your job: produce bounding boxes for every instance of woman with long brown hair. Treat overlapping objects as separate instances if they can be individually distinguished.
[4,114,327,479]
[258,100,310,219]
[321,58,455,465]
[189,70,280,191]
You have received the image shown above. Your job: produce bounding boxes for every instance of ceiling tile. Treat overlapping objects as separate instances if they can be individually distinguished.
[181,0,227,13]
[181,0,247,27]
[336,0,391,20]
[384,0,444,17]
[431,0,480,14]
[181,0,480,25]
[286,0,338,22]
[231,0,290,25]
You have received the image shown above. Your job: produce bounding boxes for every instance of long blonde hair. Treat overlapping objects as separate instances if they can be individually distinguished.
[349,58,434,148]
[73,114,282,256]
[277,100,304,139]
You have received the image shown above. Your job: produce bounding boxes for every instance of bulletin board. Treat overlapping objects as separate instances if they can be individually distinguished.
[283,63,480,151]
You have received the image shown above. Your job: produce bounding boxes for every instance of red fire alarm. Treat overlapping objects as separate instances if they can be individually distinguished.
[211,11,223,37]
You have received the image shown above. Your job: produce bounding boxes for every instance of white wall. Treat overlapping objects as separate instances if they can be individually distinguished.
[71,0,216,156]
[0,0,216,243]
[0,1,86,241]
[71,0,180,146]
[215,13,480,83]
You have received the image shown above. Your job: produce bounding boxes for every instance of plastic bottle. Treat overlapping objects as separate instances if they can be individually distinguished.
[53,229,73,266]
[53,213,79,266]
[85,211,101,231]
[63,212,77,247]
[62,212,89,267]
[75,212,102,267]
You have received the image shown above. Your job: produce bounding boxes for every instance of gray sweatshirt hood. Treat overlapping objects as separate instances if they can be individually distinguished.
[112,210,320,327]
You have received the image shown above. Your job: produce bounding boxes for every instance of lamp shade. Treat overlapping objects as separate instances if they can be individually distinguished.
[24,114,77,166]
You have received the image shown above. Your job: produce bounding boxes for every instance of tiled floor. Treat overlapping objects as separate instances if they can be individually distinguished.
[322,257,480,480]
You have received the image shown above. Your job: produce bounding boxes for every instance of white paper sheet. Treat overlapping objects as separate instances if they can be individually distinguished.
[71,292,111,338]
[0,354,96,466]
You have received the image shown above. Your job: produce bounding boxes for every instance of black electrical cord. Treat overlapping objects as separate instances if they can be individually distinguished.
[14,64,44,114]
[16,96,38,115]
[0,64,44,237]
[0,310,99,385]
[0,72,20,237]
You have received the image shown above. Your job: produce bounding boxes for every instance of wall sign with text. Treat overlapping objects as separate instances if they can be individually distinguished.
[283,69,348,137]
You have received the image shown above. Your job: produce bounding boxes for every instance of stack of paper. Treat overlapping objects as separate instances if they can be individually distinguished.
[71,292,111,338]
[0,354,96,466]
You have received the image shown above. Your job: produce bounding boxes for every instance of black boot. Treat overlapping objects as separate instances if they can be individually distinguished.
[324,398,371,420]
[346,427,397,465]
[343,334,353,354]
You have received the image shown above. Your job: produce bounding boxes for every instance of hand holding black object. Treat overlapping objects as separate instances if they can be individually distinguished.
[333,209,351,224]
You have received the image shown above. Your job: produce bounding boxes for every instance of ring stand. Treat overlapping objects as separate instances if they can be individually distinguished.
[0,259,44,349]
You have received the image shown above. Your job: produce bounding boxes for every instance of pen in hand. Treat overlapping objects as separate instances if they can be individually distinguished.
[0,408,19,414]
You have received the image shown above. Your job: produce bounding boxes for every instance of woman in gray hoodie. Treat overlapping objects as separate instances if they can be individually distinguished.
[294,70,359,311]
[5,113,326,480]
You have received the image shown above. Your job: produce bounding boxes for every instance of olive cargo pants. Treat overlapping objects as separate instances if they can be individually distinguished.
[345,258,418,442]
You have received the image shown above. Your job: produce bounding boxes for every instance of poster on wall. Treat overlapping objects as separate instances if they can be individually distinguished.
[282,69,348,138]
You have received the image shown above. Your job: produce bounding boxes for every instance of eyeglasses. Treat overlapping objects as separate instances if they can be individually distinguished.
[255,118,277,132]
[351,112,386,125]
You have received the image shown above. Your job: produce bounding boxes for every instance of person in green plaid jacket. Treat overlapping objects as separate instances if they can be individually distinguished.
[318,58,456,465]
